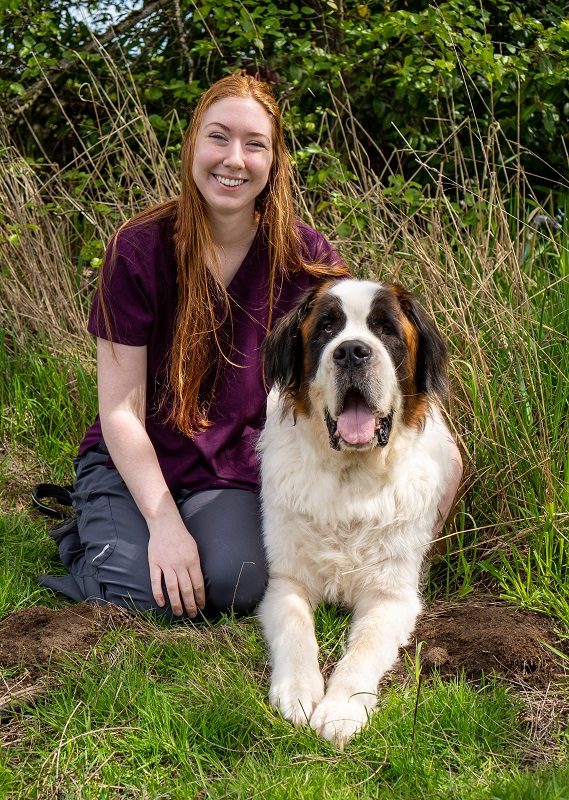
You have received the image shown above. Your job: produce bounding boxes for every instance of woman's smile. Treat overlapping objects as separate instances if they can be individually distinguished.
[213,174,247,188]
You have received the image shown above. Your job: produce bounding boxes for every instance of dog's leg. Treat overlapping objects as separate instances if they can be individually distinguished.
[259,576,324,726]
[310,590,421,749]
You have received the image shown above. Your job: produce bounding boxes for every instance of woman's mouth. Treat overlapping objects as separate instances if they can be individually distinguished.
[213,174,246,187]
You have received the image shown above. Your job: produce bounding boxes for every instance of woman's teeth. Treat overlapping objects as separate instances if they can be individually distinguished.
[214,175,245,187]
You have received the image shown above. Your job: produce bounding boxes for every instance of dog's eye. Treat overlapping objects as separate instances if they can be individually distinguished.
[369,318,396,337]
[321,320,334,335]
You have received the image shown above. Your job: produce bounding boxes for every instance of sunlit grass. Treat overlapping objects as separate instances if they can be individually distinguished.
[1,617,566,799]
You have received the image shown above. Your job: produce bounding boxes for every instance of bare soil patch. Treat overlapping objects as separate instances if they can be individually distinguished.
[0,603,136,676]
[396,599,569,688]
[0,604,138,721]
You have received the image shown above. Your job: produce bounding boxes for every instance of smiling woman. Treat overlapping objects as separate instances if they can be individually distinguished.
[38,74,350,622]
[192,98,273,207]
[191,96,275,286]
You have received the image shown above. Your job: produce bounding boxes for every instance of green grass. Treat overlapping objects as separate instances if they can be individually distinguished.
[0,614,568,799]
[0,334,96,485]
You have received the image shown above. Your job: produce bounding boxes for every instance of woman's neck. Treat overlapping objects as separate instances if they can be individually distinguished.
[207,210,259,287]
[208,207,258,248]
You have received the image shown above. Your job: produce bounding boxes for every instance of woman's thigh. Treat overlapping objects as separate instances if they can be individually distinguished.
[70,447,266,618]
[178,488,267,615]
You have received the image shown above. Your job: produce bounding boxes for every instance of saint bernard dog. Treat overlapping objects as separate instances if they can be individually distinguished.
[257,279,453,749]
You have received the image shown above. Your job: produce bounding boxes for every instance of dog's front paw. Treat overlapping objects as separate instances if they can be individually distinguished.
[270,672,325,726]
[309,698,371,749]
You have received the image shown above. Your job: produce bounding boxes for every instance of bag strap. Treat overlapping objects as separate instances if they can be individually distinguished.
[30,483,74,520]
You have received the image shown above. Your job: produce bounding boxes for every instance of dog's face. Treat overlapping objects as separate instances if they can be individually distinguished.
[263,280,447,451]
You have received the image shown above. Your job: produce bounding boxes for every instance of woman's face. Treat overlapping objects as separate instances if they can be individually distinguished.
[192,96,274,220]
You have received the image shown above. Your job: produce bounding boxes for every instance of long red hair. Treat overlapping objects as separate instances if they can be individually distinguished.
[100,74,348,436]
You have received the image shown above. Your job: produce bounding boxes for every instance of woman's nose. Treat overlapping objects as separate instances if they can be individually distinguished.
[223,141,245,169]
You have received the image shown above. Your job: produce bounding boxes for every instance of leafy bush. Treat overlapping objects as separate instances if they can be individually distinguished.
[1,0,567,191]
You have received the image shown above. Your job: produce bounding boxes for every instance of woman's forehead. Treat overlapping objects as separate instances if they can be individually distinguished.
[200,96,273,138]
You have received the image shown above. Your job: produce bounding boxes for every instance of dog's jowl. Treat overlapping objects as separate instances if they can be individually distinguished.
[258,279,452,749]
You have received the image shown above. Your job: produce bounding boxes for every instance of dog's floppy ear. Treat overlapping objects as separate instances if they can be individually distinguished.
[262,285,319,395]
[395,286,448,399]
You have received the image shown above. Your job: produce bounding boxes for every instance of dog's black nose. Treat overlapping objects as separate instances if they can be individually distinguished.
[333,340,372,367]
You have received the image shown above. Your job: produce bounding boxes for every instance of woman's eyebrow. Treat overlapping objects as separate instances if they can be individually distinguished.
[203,122,271,141]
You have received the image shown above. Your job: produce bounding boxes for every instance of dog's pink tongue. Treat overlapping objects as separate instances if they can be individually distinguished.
[336,394,376,444]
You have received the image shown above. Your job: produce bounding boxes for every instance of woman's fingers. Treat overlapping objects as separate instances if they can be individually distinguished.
[177,572,199,618]
[150,563,166,608]
[189,567,206,612]
[150,564,204,617]
[148,529,206,617]
[164,568,187,617]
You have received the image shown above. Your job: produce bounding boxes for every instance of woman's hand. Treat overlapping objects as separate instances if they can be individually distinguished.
[147,517,206,617]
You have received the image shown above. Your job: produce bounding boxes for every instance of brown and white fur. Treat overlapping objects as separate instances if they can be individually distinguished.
[257,279,452,748]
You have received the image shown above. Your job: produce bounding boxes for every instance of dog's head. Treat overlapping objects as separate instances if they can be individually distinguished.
[262,279,447,451]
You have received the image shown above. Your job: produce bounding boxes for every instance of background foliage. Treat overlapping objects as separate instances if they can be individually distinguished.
[1,0,568,189]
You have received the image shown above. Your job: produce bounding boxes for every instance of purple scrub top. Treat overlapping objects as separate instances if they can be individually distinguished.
[79,217,342,495]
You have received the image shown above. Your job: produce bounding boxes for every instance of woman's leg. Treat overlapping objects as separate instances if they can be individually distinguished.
[39,444,266,620]
[178,488,266,616]
[39,443,160,613]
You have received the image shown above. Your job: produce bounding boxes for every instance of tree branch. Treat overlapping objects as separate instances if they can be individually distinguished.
[173,0,194,81]
[5,0,170,119]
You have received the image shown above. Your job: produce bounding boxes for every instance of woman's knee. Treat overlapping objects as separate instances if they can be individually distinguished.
[204,559,267,616]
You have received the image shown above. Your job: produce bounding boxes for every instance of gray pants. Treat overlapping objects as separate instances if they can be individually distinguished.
[39,443,267,621]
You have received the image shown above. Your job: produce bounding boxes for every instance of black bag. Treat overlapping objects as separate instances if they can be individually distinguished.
[31,483,78,543]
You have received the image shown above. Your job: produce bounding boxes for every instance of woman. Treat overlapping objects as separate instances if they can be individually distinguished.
[39,74,349,620]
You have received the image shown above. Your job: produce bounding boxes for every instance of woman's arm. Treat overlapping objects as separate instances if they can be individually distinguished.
[97,338,206,617]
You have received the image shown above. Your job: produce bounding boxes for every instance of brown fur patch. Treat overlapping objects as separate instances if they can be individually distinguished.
[292,283,341,419]
[397,309,428,429]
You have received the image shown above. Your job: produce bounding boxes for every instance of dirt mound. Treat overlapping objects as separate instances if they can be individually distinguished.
[0,603,136,675]
[396,600,569,688]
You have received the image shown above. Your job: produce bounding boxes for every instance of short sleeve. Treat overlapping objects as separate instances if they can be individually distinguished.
[87,227,157,346]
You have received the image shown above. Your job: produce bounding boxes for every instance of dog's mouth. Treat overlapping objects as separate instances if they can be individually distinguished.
[325,390,393,451]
